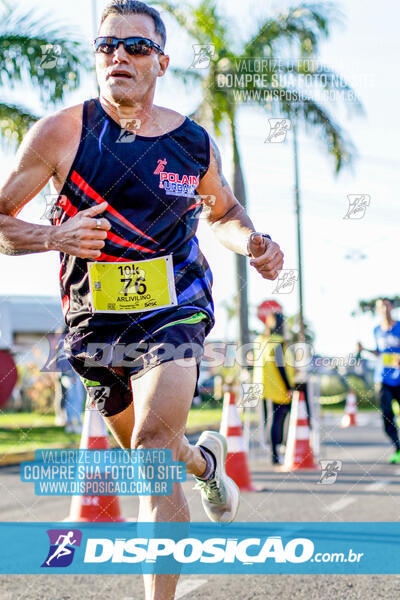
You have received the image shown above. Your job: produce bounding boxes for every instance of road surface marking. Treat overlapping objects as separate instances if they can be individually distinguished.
[364,480,391,491]
[326,481,390,513]
[327,497,356,512]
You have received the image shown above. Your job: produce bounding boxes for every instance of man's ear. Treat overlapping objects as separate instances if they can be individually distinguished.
[157,54,169,77]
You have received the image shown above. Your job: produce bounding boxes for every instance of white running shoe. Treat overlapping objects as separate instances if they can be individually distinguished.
[193,431,240,523]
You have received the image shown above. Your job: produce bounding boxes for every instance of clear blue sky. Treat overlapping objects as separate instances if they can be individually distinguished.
[0,0,399,354]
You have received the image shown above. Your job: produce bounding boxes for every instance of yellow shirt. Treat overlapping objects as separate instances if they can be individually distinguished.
[253,333,295,404]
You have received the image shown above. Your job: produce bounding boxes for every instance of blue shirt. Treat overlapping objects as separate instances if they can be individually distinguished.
[374,321,400,386]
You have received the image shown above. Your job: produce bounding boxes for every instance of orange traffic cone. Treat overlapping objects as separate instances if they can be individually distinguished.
[64,406,125,522]
[219,387,257,491]
[282,391,317,471]
[341,391,357,428]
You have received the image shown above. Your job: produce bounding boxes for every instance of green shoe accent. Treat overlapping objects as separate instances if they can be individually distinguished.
[81,378,101,387]
[156,311,208,332]
[389,449,400,464]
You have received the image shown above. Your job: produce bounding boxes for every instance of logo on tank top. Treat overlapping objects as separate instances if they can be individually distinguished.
[153,158,167,174]
[153,159,200,197]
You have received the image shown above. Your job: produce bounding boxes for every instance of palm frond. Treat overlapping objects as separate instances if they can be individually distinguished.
[155,1,358,173]
[192,0,230,50]
[282,90,355,172]
[168,66,203,85]
[223,58,364,116]
[0,9,89,104]
[245,2,341,57]
[151,1,202,41]
[277,61,364,114]
[0,101,37,144]
[153,0,229,49]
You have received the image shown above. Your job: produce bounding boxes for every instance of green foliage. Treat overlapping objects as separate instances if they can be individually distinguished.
[0,7,89,142]
[346,373,376,407]
[244,2,337,58]
[319,372,348,397]
[0,102,36,144]
[319,371,376,408]
[154,0,360,173]
[0,425,80,453]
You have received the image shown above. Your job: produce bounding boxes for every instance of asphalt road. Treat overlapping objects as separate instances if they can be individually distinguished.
[1,412,400,599]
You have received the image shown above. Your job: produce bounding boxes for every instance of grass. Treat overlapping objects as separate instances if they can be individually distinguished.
[186,407,222,428]
[0,413,56,428]
[0,426,80,454]
[0,403,381,456]
[0,408,223,455]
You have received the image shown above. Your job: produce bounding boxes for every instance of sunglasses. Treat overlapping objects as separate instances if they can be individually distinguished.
[94,36,164,56]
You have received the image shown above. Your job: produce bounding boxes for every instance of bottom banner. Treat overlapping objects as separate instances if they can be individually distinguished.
[0,522,398,574]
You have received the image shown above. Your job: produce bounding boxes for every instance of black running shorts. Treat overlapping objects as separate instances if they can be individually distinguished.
[64,310,209,417]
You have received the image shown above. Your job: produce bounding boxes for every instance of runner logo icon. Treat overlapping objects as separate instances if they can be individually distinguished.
[153,158,167,175]
[41,529,82,568]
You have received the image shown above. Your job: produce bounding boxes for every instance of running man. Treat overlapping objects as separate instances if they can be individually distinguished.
[0,2,284,598]
[359,298,400,463]
[45,531,77,566]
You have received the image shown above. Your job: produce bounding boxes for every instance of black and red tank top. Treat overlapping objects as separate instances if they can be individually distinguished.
[50,98,214,332]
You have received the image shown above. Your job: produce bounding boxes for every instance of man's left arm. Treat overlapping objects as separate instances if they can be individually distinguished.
[197,136,284,280]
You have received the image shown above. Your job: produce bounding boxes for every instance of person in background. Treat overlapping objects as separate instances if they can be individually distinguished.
[62,369,86,434]
[253,300,295,464]
[52,372,66,427]
[359,298,400,463]
[46,329,85,432]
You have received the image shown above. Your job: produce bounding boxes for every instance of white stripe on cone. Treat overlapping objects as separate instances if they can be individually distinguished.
[226,435,246,453]
[297,397,308,420]
[220,395,242,432]
[284,391,313,469]
[346,392,357,414]
[295,426,311,440]
[80,408,108,448]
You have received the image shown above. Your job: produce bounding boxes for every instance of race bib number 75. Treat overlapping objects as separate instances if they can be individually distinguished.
[88,255,177,313]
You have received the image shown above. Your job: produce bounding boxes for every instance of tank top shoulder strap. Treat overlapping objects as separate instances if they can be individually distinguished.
[64,99,109,185]
[82,98,108,137]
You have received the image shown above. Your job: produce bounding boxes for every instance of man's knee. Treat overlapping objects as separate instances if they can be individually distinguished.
[131,424,179,455]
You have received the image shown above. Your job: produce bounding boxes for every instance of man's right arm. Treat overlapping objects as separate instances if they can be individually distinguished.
[357,341,379,357]
[0,113,110,259]
[0,115,61,255]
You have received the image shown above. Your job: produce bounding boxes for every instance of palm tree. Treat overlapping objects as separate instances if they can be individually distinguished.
[0,4,88,143]
[153,0,362,354]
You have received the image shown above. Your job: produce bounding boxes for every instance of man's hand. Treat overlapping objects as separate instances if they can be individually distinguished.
[51,201,111,259]
[248,233,284,280]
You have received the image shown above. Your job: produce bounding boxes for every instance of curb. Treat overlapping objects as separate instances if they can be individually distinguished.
[0,423,220,467]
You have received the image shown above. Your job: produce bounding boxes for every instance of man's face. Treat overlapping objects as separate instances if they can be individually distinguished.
[95,14,168,106]
[265,313,277,331]
[376,299,392,319]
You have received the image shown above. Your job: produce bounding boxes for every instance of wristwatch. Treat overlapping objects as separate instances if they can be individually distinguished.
[246,232,271,257]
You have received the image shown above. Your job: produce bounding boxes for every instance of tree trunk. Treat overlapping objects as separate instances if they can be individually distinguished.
[292,121,305,342]
[230,117,250,364]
